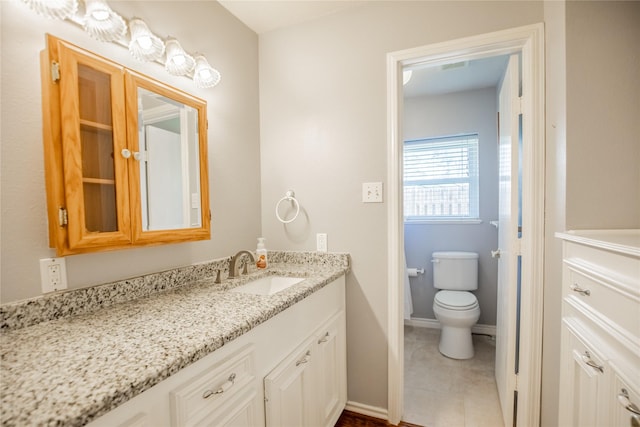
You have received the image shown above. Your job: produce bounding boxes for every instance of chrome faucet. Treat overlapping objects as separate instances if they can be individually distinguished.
[228,250,255,278]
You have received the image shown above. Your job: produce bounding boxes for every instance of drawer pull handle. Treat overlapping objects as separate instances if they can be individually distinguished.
[570,284,591,296]
[318,332,330,344]
[296,350,311,367]
[581,351,603,373]
[202,373,236,399]
[619,389,640,416]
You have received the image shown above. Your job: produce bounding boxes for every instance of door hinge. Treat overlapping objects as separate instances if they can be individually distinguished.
[51,61,60,82]
[58,207,68,226]
[516,96,523,115]
[209,210,212,221]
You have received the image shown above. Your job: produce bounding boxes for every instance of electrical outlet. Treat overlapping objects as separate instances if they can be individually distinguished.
[40,258,68,293]
[316,233,328,252]
[362,182,383,203]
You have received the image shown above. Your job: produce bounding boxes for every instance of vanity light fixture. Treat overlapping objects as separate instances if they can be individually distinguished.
[21,0,78,20]
[21,0,222,89]
[165,39,195,76]
[128,18,165,62]
[83,0,127,42]
[193,55,221,88]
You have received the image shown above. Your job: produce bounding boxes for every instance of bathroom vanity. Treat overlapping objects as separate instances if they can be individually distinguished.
[556,230,640,427]
[0,252,349,426]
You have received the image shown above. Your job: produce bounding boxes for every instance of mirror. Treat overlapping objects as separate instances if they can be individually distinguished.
[125,68,210,247]
[137,88,202,231]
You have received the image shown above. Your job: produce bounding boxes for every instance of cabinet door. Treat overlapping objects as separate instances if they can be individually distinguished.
[264,338,316,427]
[56,38,132,250]
[611,373,640,427]
[559,324,608,427]
[42,35,211,255]
[315,312,347,427]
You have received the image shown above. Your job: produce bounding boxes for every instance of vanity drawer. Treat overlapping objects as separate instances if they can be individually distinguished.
[170,345,255,427]
[565,267,640,337]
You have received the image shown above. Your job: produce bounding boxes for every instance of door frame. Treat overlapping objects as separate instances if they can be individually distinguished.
[386,23,545,426]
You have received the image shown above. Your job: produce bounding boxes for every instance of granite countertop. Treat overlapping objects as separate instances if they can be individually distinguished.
[0,255,349,427]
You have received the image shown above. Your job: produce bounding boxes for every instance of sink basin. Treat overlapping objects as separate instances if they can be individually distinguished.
[230,276,305,296]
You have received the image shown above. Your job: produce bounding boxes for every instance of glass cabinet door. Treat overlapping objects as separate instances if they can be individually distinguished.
[57,40,132,250]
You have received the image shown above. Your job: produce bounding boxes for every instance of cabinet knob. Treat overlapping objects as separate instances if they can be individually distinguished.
[580,351,604,373]
[619,389,640,416]
[121,148,132,159]
[570,283,591,296]
[133,151,142,161]
[202,373,236,399]
[318,332,330,344]
[295,350,311,367]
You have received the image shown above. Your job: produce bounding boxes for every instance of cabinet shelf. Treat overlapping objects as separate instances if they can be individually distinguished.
[83,177,115,185]
[80,119,113,133]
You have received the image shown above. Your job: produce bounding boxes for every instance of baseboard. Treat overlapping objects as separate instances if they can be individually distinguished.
[344,401,389,421]
[404,317,496,336]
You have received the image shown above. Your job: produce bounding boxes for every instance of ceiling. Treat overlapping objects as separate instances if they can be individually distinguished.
[217,0,368,34]
[217,1,509,97]
[404,55,510,98]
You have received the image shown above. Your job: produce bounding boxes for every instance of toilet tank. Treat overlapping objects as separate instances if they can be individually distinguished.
[432,251,479,290]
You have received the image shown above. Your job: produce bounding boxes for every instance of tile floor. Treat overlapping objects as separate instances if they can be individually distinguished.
[403,326,505,427]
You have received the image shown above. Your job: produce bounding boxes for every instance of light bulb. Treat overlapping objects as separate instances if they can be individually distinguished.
[165,39,194,75]
[137,35,152,50]
[83,0,126,42]
[91,9,109,21]
[21,0,78,20]
[128,19,164,62]
[193,55,221,88]
[172,55,186,66]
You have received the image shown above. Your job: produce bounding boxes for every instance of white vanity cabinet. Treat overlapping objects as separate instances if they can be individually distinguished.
[264,311,346,427]
[87,276,346,427]
[557,231,640,427]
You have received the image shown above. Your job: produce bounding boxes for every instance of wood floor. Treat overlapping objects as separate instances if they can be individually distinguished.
[335,410,424,427]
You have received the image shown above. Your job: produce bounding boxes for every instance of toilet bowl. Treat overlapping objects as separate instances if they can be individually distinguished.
[431,251,480,359]
[433,290,480,359]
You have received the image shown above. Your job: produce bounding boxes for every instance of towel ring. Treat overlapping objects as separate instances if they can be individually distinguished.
[275,190,300,224]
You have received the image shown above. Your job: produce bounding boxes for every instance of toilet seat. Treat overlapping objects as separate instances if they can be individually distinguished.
[434,290,478,311]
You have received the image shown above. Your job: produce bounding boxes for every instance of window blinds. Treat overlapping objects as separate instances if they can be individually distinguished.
[403,134,479,219]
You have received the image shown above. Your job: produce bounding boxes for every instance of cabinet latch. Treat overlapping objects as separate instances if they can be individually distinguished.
[51,61,60,83]
[58,207,68,227]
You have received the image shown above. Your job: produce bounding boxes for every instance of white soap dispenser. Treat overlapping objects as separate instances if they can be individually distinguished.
[256,237,268,269]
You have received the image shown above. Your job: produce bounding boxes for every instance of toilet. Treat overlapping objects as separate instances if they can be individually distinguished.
[432,251,481,359]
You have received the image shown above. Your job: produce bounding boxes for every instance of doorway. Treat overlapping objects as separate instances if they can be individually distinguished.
[401,54,509,427]
[386,24,545,427]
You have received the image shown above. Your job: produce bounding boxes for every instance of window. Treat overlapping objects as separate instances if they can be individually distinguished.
[404,134,479,221]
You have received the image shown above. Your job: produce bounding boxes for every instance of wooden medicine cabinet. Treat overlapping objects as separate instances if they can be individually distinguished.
[41,35,210,256]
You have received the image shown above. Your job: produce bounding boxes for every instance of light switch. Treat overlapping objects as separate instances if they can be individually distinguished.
[362,182,383,203]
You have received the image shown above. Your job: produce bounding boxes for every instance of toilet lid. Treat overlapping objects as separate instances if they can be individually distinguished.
[435,291,478,310]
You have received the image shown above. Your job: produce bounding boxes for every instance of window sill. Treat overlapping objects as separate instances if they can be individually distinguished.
[404,219,483,225]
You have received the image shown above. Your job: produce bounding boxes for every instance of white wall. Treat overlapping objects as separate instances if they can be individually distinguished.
[403,88,499,325]
[541,2,640,426]
[565,1,640,229]
[0,1,261,303]
[258,0,543,411]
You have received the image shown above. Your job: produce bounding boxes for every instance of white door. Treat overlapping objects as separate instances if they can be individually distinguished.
[495,53,521,427]
[145,125,185,230]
